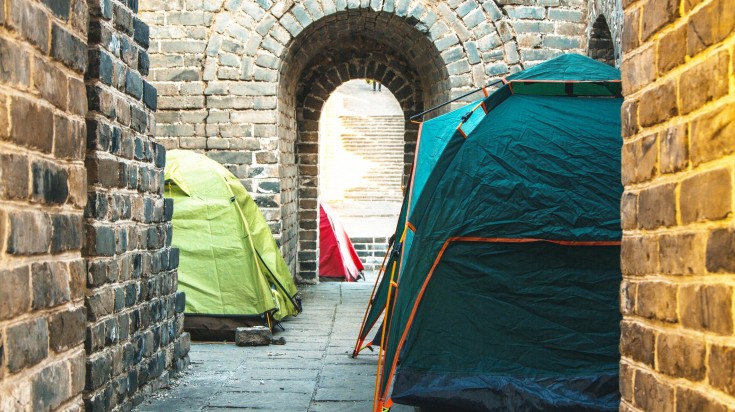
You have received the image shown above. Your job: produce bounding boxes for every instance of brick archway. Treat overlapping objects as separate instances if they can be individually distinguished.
[277,10,447,282]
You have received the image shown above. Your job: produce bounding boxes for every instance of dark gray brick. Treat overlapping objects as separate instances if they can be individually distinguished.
[31,358,70,411]
[31,262,71,310]
[51,213,83,253]
[42,0,71,20]
[31,160,69,205]
[87,225,115,257]
[48,307,86,352]
[133,17,149,48]
[86,353,112,391]
[51,23,88,73]
[6,317,48,373]
[8,0,50,53]
[143,80,157,110]
[125,70,143,99]
[7,211,51,255]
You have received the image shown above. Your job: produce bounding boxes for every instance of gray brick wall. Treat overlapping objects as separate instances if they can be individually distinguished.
[83,0,189,409]
[0,0,88,409]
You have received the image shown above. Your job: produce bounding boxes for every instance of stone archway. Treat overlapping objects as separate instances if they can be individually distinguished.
[277,10,451,282]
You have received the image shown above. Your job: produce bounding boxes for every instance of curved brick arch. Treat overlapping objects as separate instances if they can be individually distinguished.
[289,46,424,280]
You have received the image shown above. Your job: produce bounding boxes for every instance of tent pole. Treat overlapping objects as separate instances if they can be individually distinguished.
[409,79,504,121]
[352,248,392,358]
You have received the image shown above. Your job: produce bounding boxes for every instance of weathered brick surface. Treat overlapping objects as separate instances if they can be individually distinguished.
[83,0,190,409]
[621,0,735,409]
[140,0,595,282]
[0,0,88,409]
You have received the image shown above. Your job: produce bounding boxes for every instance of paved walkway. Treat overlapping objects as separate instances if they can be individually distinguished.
[137,273,412,412]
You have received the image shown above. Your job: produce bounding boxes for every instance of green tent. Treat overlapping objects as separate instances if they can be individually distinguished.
[375,54,623,411]
[164,150,300,340]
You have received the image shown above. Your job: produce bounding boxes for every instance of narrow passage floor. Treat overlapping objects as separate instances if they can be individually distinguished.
[137,273,412,411]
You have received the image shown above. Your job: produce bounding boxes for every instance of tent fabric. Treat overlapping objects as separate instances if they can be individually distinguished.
[354,99,484,352]
[319,204,364,281]
[164,150,300,326]
[375,54,623,411]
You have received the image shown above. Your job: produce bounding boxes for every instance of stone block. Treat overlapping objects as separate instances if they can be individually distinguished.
[635,281,677,323]
[133,16,150,48]
[680,168,732,224]
[8,0,50,53]
[86,224,116,257]
[32,56,68,110]
[112,1,133,35]
[31,359,71,411]
[10,96,54,154]
[659,124,687,174]
[31,261,70,310]
[679,284,733,334]
[86,353,112,391]
[633,369,674,412]
[125,70,144,99]
[54,115,85,160]
[621,235,658,276]
[621,321,655,367]
[690,105,735,166]
[686,0,734,57]
[659,232,706,276]
[51,23,88,73]
[657,23,686,75]
[86,287,115,321]
[0,153,29,200]
[143,81,157,110]
[676,387,728,412]
[637,183,676,229]
[6,317,48,373]
[174,291,186,313]
[656,332,706,381]
[641,0,678,41]
[0,265,30,320]
[707,228,735,273]
[235,326,272,346]
[7,210,52,255]
[621,46,654,96]
[679,49,729,115]
[709,344,735,396]
[639,78,677,127]
[48,307,86,352]
[31,159,69,205]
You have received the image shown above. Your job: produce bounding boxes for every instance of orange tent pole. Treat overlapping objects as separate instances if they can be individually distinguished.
[352,247,391,358]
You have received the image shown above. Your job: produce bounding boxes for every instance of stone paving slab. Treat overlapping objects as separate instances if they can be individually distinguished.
[136,273,415,412]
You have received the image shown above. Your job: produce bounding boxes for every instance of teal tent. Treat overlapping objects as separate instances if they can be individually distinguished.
[374,54,623,411]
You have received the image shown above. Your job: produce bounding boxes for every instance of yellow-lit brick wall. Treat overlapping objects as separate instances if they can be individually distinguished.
[621,0,735,410]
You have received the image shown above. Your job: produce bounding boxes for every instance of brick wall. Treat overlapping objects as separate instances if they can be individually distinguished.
[83,0,190,409]
[620,0,735,409]
[0,0,88,409]
[140,0,591,282]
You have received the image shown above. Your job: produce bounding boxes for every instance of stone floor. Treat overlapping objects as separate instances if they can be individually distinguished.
[136,272,413,412]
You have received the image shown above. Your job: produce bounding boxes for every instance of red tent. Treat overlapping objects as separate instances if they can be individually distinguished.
[319,204,364,281]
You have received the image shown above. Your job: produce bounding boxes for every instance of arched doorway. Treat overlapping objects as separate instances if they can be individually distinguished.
[277,10,454,282]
